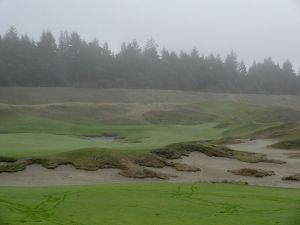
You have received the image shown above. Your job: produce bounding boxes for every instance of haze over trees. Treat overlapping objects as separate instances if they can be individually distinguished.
[0,27,299,94]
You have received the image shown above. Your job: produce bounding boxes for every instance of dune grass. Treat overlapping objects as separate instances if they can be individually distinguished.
[0,183,299,225]
[271,139,300,150]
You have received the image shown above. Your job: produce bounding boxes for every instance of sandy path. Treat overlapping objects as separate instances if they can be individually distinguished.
[0,139,299,188]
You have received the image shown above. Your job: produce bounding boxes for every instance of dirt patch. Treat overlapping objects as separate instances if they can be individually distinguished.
[228,168,275,177]
[283,174,300,182]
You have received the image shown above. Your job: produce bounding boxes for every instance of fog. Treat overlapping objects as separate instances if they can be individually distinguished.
[0,0,300,70]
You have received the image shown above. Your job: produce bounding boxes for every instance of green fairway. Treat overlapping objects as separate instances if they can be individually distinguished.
[0,183,299,225]
[0,120,226,157]
[0,93,293,159]
[0,119,275,158]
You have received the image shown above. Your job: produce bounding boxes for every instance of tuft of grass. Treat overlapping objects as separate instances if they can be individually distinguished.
[154,142,269,163]
[0,160,28,173]
[254,123,300,139]
[270,139,300,150]
[283,174,300,182]
[228,168,275,177]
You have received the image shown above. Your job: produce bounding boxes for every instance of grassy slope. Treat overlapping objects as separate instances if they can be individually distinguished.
[0,98,281,158]
[0,183,299,225]
[0,90,296,171]
[0,115,276,158]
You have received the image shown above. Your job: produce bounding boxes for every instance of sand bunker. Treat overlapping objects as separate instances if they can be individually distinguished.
[0,139,300,188]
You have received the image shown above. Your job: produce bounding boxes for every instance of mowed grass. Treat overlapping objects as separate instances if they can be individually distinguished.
[0,183,299,225]
[0,115,276,158]
[0,122,225,157]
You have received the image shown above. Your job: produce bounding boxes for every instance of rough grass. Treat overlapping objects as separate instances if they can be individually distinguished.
[153,142,277,163]
[0,183,299,225]
[143,106,216,124]
[283,174,300,182]
[254,123,300,139]
[2,87,300,109]
[228,168,275,177]
[270,139,300,150]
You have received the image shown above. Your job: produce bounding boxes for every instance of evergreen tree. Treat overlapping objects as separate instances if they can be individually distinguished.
[0,28,299,95]
[37,31,61,86]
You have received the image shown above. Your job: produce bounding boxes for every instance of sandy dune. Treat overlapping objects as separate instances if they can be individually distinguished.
[0,139,299,188]
[166,139,300,188]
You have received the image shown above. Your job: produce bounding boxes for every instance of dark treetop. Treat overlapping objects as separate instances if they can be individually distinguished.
[0,27,299,95]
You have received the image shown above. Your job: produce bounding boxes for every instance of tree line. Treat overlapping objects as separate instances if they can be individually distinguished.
[0,27,299,94]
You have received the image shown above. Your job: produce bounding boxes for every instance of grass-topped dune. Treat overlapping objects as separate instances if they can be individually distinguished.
[0,141,285,179]
[270,139,300,150]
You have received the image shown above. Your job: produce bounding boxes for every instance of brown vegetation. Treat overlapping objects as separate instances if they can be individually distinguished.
[153,142,279,163]
[254,123,299,139]
[282,174,300,182]
[270,139,300,150]
[171,162,200,172]
[228,168,275,177]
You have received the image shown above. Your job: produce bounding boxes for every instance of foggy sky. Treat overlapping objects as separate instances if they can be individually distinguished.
[0,0,300,71]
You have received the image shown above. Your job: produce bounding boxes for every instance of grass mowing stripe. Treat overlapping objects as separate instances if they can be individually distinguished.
[0,183,299,225]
